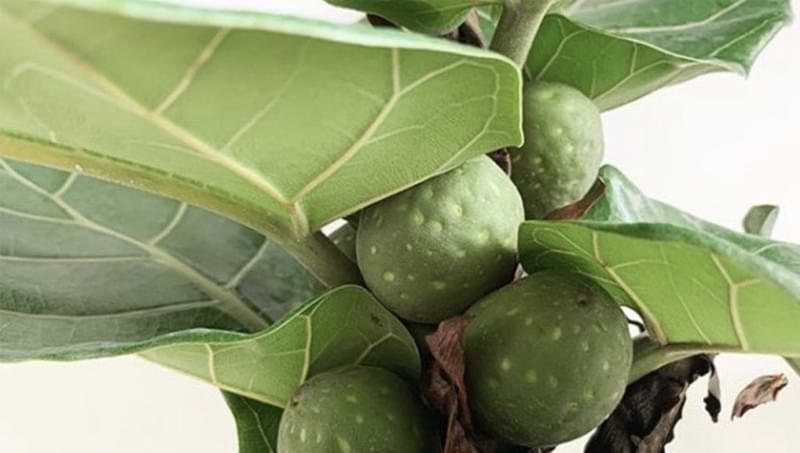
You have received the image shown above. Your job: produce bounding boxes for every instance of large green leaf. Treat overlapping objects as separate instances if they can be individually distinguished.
[0,0,522,238]
[324,0,500,34]
[528,0,792,110]
[140,285,421,407]
[223,392,282,453]
[0,157,322,360]
[519,166,800,358]
[741,204,800,376]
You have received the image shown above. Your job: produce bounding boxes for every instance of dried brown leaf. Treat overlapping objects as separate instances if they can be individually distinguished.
[731,374,788,420]
[423,317,482,453]
[586,355,713,453]
[545,178,606,220]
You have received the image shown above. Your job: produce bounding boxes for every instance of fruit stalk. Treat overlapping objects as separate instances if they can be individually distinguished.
[490,0,559,67]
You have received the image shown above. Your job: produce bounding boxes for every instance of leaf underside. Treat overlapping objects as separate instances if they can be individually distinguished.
[529,0,792,110]
[0,157,320,361]
[519,166,800,357]
[0,0,522,238]
[223,392,282,453]
[140,285,421,408]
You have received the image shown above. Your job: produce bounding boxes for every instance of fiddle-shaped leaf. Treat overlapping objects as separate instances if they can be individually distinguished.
[528,0,792,110]
[139,285,421,407]
[0,0,522,238]
[223,392,282,453]
[519,166,800,359]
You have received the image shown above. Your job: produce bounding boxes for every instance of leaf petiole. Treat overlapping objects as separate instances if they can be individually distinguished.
[490,0,559,67]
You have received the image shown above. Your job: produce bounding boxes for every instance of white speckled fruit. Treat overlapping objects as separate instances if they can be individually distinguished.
[511,82,604,219]
[277,366,439,453]
[356,156,524,323]
[464,271,632,448]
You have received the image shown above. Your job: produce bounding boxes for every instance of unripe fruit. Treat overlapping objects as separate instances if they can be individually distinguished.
[464,271,632,448]
[277,366,439,453]
[329,223,357,262]
[356,156,525,323]
[511,82,604,219]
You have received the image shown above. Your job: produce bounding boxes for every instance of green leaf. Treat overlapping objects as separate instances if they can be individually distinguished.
[743,204,780,238]
[519,166,800,358]
[788,359,800,376]
[0,157,322,360]
[223,392,282,453]
[140,285,421,407]
[528,0,792,110]
[739,204,799,376]
[0,0,522,238]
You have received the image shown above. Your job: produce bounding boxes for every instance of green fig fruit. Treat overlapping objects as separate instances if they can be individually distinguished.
[277,366,439,453]
[464,270,632,448]
[329,223,357,262]
[511,82,604,219]
[356,156,524,323]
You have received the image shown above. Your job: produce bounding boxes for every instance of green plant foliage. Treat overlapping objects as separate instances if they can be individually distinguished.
[223,392,282,453]
[0,0,522,238]
[0,157,321,360]
[741,204,799,377]
[325,0,501,34]
[528,0,792,110]
[140,285,421,407]
[519,166,800,359]
[743,204,780,239]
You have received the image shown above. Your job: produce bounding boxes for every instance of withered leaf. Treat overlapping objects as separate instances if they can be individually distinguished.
[489,150,512,176]
[635,387,687,453]
[585,355,713,453]
[703,361,722,423]
[423,317,480,453]
[545,178,606,220]
[731,374,788,420]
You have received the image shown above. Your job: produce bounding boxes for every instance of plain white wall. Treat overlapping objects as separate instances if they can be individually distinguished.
[1,1,798,452]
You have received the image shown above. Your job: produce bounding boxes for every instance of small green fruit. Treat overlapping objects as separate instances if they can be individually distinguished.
[329,223,357,262]
[356,156,524,323]
[511,82,604,219]
[464,271,632,448]
[277,366,439,453]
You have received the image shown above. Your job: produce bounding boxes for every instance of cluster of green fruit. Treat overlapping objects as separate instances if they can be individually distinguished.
[278,83,633,452]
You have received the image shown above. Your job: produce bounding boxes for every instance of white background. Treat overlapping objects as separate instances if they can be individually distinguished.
[1,1,799,452]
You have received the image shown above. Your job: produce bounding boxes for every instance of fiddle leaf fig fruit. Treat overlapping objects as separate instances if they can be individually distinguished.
[510,81,604,219]
[464,270,632,448]
[356,156,524,323]
[277,366,440,453]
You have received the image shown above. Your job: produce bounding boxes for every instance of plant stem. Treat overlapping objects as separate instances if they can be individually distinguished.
[279,231,363,288]
[490,0,559,67]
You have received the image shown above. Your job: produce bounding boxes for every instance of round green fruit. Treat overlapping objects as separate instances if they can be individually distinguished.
[356,156,524,323]
[277,366,439,453]
[464,270,632,448]
[329,223,357,262]
[511,82,604,219]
